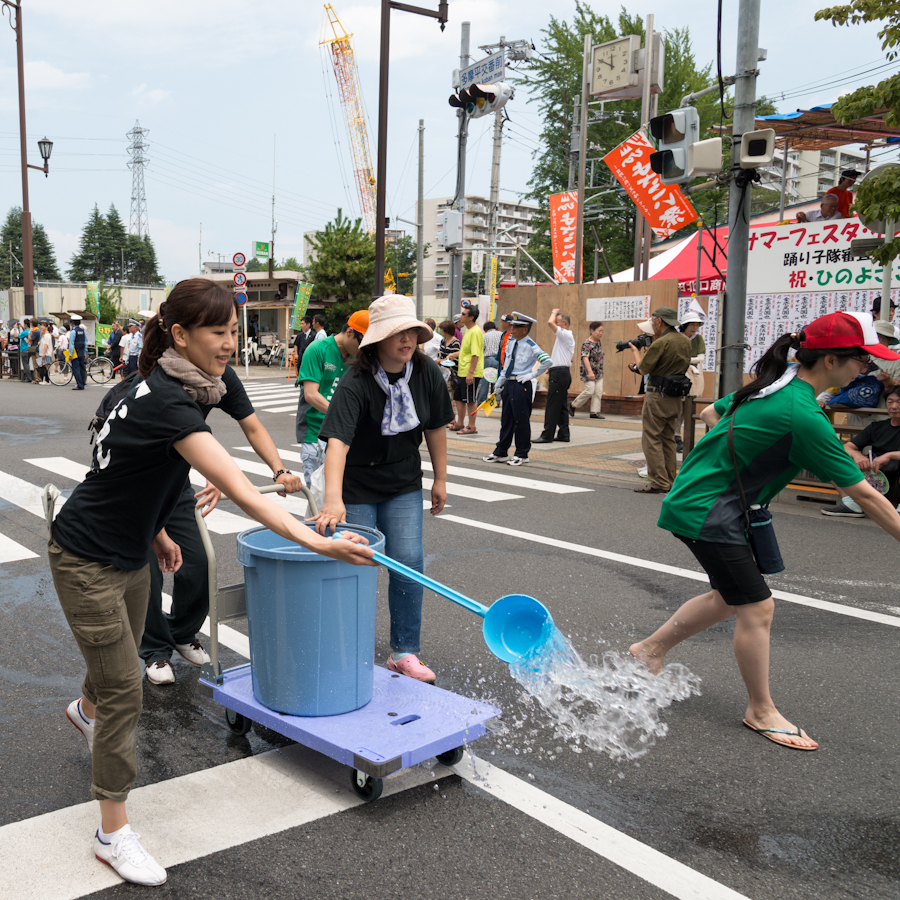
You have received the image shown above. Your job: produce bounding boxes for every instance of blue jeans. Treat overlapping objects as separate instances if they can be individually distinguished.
[345,490,424,654]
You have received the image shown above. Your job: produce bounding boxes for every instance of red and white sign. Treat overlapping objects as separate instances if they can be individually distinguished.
[233,272,247,287]
[234,291,248,305]
[233,252,246,267]
[604,129,698,239]
[548,191,579,283]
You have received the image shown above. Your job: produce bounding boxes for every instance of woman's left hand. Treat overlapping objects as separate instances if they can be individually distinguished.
[151,532,183,574]
[430,479,447,516]
[193,481,221,516]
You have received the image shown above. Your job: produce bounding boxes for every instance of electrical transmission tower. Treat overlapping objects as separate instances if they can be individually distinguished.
[126,120,150,238]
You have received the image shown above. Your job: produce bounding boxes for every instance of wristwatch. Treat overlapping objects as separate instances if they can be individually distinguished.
[273,469,291,482]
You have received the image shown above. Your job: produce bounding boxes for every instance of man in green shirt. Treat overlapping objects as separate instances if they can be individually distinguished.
[451,304,484,434]
[295,311,368,485]
[629,306,692,493]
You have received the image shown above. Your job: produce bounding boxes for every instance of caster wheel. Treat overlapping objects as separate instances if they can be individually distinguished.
[436,746,464,766]
[352,770,383,802]
[225,708,252,735]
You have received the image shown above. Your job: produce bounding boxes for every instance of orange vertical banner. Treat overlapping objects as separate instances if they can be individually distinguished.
[603,129,698,239]
[548,190,580,283]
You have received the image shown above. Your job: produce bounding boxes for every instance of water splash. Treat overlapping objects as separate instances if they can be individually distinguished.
[508,625,701,761]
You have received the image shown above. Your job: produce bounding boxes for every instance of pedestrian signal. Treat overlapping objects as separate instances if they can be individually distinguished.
[648,107,722,185]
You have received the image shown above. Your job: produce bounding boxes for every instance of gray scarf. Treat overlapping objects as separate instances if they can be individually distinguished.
[156,348,227,404]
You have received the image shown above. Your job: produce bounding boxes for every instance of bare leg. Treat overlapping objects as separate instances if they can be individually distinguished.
[466,401,477,428]
[734,599,818,748]
[453,400,466,429]
[630,589,734,673]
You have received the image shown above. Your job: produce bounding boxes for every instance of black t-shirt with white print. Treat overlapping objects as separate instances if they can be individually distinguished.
[52,366,213,570]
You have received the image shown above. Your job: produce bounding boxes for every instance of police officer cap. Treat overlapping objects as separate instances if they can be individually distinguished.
[69,313,83,322]
[128,318,141,327]
[508,312,536,327]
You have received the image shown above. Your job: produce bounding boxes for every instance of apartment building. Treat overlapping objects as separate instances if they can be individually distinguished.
[419,194,539,318]
[760,145,867,204]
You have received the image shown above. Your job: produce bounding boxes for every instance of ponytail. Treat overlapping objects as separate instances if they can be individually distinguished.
[139,278,236,378]
[727,329,862,415]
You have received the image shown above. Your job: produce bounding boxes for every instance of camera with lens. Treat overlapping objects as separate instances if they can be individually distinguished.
[615,333,653,353]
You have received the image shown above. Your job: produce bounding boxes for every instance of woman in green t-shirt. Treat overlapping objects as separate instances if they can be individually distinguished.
[630,311,900,751]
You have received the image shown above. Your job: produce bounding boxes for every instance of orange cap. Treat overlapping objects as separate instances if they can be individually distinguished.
[347,309,369,334]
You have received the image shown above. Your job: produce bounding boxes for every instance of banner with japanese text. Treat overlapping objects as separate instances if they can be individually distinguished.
[290,282,314,330]
[548,191,579,282]
[85,282,99,316]
[488,255,499,321]
[603,130,698,239]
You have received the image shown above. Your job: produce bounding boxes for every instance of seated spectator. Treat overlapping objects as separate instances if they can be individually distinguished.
[873,318,900,386]
[796,193,841,223]
[826,169,859,218]
[822,385,900,517]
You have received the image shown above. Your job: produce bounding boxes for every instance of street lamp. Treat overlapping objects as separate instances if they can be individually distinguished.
[2,0,52,316]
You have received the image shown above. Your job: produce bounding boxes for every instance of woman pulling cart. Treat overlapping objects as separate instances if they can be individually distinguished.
[48,279,372,886]
[631,312,900,750]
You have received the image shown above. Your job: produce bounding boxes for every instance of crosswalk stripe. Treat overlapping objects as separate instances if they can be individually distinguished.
[421,460,592,494]
[244,386,298,395]
[0,533,38,563]
[246,391,300,402]
[231,448,520,503]
[259,405,300,413]
[0,468,66,518]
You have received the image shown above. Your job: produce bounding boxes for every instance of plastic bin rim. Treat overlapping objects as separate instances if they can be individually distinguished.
[236,523,385,562]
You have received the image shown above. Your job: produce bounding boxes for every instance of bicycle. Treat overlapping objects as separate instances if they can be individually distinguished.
[49,352,120,386]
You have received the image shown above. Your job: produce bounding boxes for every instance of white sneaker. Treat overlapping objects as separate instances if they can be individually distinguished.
[146,660,175,684]
[175,639,210,667]
[508,456,528,466]
[482,453,508,463]
[94,826,167,886]
[65,698,94,752]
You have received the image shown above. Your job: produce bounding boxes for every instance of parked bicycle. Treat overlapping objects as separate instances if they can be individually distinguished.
[49,351,119,386]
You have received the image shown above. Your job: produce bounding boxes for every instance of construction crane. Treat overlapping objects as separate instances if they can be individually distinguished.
[320,4,377,235]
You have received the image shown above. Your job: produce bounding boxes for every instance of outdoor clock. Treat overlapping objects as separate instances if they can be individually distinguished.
[590,35,640,99]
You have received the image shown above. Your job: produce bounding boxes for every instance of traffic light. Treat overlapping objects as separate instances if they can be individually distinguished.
[648,107,722,185]
[437,209,462,248]
[449,82,514,119]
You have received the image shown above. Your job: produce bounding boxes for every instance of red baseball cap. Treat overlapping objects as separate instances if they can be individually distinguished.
[801,311,900,360]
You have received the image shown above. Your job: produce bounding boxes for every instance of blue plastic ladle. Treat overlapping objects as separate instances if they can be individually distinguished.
[370,550,553,663]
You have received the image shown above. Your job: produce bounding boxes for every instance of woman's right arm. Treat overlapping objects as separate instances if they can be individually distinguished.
[699,404,721,428]
[174,431,373,565]
[314,439,350,535]
[843,478,900,541]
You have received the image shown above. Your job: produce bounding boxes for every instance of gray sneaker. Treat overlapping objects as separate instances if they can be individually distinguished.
[821,503,865,518]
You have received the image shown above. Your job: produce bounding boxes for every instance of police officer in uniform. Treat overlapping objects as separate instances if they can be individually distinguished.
[68,313,87,390]
[483,312,552,466]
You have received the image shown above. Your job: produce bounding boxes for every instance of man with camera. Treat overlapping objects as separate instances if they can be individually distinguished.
[627,306,692,494]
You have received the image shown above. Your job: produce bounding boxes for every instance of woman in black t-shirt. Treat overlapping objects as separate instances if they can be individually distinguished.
[316,296,454,685]
[48,279,372,887]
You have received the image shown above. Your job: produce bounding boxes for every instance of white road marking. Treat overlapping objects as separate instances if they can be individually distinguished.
[0,468,66,518]
[162,592,249,658]
[25,457,89,482]
[421,477,521,503]
[421,460,593,494]
[246,393,300,404]
[235,445,303,463]
[260,404,301,413]
[0,533,38,563]
[439,515,900,629]
[453,756,751,900]
[223,458,309,516]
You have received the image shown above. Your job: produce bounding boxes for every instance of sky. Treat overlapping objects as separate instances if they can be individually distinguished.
[0,0,895,282]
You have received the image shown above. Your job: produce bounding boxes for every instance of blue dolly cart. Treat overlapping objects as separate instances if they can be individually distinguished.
[195,484,501,802]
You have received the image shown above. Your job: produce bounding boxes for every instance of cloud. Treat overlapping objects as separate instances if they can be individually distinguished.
[131,84,171,107]
[25,60,91,91]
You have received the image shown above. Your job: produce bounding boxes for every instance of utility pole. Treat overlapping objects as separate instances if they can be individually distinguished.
[416,119,425,318]
[633,15,654,280]
[574,34,590,285]
[269,135,276,279]
[721,0,761,397]
[448,20,470,320]
[567,95,580,191]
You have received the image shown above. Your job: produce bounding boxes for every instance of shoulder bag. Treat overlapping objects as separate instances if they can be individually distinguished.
[727,411,785,575]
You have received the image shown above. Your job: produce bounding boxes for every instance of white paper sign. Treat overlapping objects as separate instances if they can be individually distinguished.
[586,295,651,322]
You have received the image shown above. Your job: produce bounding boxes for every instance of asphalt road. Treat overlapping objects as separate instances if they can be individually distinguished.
[0,374,897,900]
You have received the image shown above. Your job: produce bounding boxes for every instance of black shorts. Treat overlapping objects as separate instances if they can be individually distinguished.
[674,534,771,606]
[453,377,480,403]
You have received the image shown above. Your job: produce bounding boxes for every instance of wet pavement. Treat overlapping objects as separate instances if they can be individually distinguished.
[0,375,897,900]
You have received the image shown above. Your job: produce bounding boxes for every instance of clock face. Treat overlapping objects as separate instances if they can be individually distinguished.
[590,35,639,97]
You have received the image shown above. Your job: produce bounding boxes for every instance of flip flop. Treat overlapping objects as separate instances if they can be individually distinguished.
[458,426,478,435]
[742,719,818,751]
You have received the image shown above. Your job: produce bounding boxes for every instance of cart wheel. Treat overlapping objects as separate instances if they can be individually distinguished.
[352,770,383,802]
[225,708,252,735]
[436,746,464,766]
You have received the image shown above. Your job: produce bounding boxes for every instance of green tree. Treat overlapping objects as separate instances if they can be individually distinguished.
[128,233,163,285]
[280,256,301,271]
[105,204,129,283]
[303,209,375,330]
[0,206,61,288]
[817,1,900,263]
[246,257,265,272]
[97,281,123,324]
[68,204,109,281]
[386,234,428,296]
[516,4,728,278]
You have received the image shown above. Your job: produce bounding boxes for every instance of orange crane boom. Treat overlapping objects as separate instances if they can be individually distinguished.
[320,4,377,234]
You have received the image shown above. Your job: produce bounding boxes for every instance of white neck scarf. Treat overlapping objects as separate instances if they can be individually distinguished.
[372,361,420,435]
[747,363,799,401]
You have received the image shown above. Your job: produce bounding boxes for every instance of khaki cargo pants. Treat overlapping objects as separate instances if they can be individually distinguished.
[48,536,150,803]
[641,390,683,492]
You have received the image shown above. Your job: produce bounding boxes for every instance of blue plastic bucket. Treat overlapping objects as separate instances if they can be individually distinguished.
[236,523,385,716]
